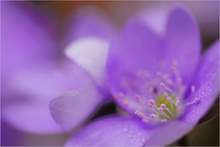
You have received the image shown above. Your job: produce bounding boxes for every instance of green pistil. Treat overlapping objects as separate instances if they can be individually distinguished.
[156,95,177,119]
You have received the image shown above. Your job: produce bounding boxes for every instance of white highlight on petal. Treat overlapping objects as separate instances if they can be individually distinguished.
[65,37,109,86]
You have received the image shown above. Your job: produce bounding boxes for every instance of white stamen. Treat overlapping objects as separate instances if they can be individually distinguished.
[163,93,175,111]
[179,97,200,109]
[158,107,170,118]
[135,110,144,118]
[161,119,167,123]
[160,82,173,93]
[160,104,167,110]
[186,97,200,106]
[135,94,141,100]
[160,104,175,117]
[148,99,155,108]
[150,114,159,120]
[163,93,175,104]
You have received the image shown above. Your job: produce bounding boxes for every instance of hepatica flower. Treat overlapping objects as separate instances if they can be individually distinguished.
[2,2,115,134]
[65,6,219,146]
[49,7,117,132]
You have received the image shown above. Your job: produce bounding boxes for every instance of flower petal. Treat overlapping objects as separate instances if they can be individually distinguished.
[136,5,170,36]
[164,6,201,85]
[63,7,116,46]
[50,86,104,132]
[181,39,219,124]
[2,61,94,133]
[63,8,116,89]
[108,20,161,75]
[107,20,161,113]
[65,115,195,146]
[65,116,155,146]
[65,37,109,88]
[145,120,195,146]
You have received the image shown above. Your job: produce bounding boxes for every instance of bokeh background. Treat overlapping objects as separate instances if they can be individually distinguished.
[1,1,219,146]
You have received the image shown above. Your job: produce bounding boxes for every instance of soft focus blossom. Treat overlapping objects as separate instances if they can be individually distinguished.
[49,7,117,132]
[65,6,219,146]
[1,1,62,133]
[1,2,115,134]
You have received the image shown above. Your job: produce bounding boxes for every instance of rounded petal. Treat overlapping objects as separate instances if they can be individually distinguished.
[65,115,196,146]
[107,20,161,114]
[107,21,160,86]
[65,116,155,146]
[181,39,219,123]
[65,37,109,88]
[145,120,195,146]
[63,7,116,90]
[50,86,104,132]
[63,7,116,46]
[163,6,201,85]
[136,5,170,36]
[2,61,94,134]
[108,20,161,76]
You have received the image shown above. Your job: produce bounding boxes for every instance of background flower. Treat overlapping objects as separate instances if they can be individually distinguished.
[1,1,68,145]
[49,6,117,132]
[2,0,116,132]
[1,1,115,146]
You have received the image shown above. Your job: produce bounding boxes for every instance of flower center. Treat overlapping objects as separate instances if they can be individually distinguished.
[115,60,199,124]
[155,94,177,119]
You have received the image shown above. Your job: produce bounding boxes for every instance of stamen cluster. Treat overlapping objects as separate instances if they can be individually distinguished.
[115,61,199,123]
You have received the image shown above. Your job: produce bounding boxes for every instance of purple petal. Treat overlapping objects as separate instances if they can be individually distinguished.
[63,7,116,46]
[136,5,170,36]
[145,120,195,146]
[1,2,57,77]
[108,20,161,75]
[50,86,105,132]
[65,115,196,146]
[181,40,219,123]
[107,21,162,113]
[65,116,155,146]
[63,7,116,89]
[2,61,94,133]
[163,6,201,85]
[65,37,109,88]
[107,21,160,90]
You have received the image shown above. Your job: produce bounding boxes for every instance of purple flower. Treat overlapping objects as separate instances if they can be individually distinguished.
[2,2,115,134]
[62,12,116,130]
[65,6,219,146]
[49,7,117,133]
